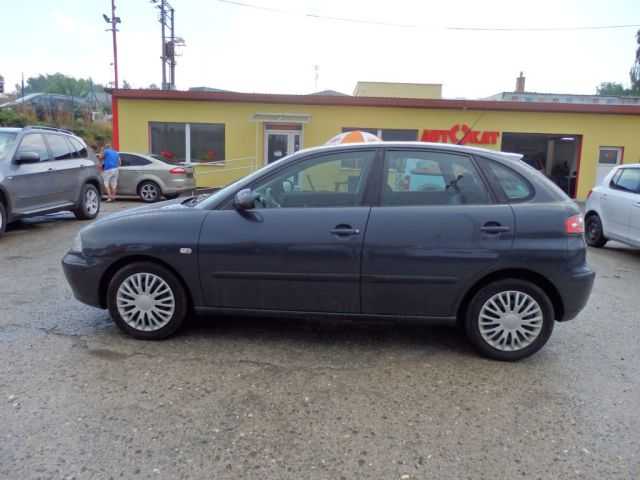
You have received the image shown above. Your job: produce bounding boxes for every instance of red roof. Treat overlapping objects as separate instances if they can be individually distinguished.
[108,88,640,115]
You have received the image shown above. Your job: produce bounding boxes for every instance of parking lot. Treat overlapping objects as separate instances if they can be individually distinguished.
[1,201,638,479]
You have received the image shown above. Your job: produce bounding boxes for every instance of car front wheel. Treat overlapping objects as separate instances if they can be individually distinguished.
[107,262,188,339]
[465,279,554,361]
[585,213,607,248]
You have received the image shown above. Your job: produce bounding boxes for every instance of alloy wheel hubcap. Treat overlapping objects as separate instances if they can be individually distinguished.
[478,290,543,352]
[141,184,158,200]
[116,272,175,331]
[85,189,99,215]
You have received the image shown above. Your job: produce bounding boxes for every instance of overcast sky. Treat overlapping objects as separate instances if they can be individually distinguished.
[2,0,639,98]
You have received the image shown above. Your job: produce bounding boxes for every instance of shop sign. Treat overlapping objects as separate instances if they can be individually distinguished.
[421,124,500,145]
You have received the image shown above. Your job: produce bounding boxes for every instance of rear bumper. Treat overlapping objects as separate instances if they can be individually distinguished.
[557,267,595,321]
[163,177,196,194]
[62,253,107,308]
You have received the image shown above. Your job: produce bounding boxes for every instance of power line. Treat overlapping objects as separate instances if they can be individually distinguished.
[216,0,639,32]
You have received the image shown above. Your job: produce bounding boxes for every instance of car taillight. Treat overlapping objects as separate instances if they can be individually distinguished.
[169,167,186,175]
[565,214,585,235]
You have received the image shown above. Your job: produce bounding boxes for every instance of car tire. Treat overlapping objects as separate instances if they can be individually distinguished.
[585,213,608,248]
[464,279,555,361]
[0,202,6,237]
[73,183,101,220]
[138,181,161,203]
[107,262,188,340]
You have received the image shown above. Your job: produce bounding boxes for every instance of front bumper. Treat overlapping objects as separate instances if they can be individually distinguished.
[557,267,595,321]
[62,253,107,308]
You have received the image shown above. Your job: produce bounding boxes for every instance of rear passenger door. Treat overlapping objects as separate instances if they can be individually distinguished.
[118,154,152,196]
[361,149,515,318]
[44,133,81,204]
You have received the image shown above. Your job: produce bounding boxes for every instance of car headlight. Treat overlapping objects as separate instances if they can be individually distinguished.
[70,233,83,253]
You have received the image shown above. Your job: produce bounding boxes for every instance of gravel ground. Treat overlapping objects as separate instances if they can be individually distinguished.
[1,201,638,479]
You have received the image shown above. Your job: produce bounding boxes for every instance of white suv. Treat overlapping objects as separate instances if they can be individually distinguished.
[585,164,640,248]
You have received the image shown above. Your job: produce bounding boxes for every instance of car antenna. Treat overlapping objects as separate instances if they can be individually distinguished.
[457,112,486,145]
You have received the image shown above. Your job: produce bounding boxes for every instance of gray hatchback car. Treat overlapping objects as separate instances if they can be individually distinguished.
[0,126,102,236]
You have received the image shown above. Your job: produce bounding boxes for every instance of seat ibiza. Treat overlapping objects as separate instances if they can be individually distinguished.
[62,143,594,361]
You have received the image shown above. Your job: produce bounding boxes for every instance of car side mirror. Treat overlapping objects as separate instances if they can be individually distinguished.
[14,151,41,164]
[234,188,260,210]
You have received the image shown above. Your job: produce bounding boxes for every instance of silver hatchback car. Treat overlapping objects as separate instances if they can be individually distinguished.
[116,152,196,202]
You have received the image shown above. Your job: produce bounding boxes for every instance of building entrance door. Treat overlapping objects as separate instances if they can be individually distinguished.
[265,129,302,164]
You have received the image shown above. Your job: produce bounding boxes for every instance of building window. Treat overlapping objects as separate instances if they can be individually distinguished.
[149,122,225,163]
[598,147,623,165]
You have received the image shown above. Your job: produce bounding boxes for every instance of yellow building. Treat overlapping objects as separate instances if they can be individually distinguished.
[111,87,640,200]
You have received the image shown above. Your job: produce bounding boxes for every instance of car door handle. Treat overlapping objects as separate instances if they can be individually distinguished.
[481,223,511,234]
[330,225,361,236]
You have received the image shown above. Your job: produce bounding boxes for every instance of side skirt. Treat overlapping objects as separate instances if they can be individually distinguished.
[193,306,457,326]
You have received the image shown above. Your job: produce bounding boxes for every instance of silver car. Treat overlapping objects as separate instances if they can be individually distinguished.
[116,152,196,202]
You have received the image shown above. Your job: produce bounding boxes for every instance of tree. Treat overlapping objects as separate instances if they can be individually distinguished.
[630,29,640,92]
[148,83,160,90]
[122,80,132,89]
[596,82,629,96]
[15,73,105,97]
[597,29,640,96]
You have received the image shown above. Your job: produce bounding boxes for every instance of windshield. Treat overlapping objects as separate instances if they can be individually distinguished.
[0,132,17,160]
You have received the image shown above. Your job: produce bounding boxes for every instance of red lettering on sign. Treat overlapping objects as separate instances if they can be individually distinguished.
[421,124,500,145]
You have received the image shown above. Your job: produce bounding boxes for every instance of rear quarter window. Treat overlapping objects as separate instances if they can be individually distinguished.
[482,159,535,202]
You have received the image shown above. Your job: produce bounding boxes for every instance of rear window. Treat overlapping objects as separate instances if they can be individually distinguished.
[484,160,534,201]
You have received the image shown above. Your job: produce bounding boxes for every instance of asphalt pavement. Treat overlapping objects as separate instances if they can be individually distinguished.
[1,201,638,479]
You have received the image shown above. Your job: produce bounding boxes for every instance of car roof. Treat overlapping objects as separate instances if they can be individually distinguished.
[0,127,22,133]
[295,141,523,161]
[615,163,640,169]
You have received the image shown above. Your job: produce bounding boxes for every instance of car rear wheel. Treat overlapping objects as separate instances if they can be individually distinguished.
[138,181,161,203]
[107,262,188,339]
[465,279,554,361]
[73,183,101,220]
[585,213,607,248]
[0,202,6,237]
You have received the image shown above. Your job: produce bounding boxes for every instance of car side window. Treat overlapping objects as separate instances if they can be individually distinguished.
[253,150,376,208]
[46,134,73,160]
[69,137,88,159]
[16,134,50,162]
[483,160,533,201]
[119,154,132,167]
[120,154,151,167]
[130,155,152,166]
[610,168,640,193]
[382,150,490,206]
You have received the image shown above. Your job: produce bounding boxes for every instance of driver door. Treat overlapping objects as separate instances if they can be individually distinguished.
[198,149,378,313]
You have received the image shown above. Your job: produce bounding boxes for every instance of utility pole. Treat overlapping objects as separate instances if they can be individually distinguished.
[152,0,183,90]
[169,7,176,89]
[160,0,167,89]
[103,1,121,89]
